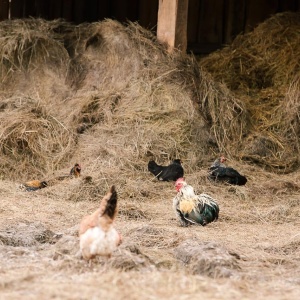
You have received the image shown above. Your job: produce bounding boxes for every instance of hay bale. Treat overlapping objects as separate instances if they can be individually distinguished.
[174,239,240,278]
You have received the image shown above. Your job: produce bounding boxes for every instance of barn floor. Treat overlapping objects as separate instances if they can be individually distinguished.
[0,167,299,300]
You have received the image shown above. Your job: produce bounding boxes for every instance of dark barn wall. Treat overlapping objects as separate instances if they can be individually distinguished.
[187,0,300,53]
[0,0,300,54]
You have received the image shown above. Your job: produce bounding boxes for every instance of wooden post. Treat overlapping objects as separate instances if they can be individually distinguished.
[157,0,189,52]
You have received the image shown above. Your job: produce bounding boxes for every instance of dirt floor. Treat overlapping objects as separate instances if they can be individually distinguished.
[0,164,299,300]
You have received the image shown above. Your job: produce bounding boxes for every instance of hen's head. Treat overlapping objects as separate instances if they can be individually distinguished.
[175,177,186,192]
[74,163,81,170]
[73,163,81,177]
[41,181,48,188]
[173,159,182,165]
[220,156,226,163]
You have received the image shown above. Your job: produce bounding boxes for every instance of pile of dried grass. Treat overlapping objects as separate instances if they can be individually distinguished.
[1,13,299,184]
[174,239,240,278]
[0,18,221,181]
[200,12,300,172]
[0,222,58,247]
[0,96,76,179]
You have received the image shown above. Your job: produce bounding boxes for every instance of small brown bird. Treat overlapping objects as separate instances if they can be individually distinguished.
[70,163,81,178]
[21,180,48,191]
[79,185,122,260]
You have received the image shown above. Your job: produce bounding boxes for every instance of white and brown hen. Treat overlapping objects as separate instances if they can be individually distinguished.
[79,185,122,260]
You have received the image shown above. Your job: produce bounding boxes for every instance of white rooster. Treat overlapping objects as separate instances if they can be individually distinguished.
[79,185,122,260]
[173,178,219,226]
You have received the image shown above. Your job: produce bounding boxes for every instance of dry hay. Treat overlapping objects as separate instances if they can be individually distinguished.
[0,14,300,182]
[174,239,240,278]
[0,96,76,180]
[0,17,221,182]
[127,225,182,249]
[51,233,155,271]
[200,12,300,172]
[0,221,59,247]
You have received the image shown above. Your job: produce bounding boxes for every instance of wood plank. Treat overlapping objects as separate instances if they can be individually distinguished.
[111,0,127,22]
[83,0,99,22]
[175,0,189,51]
[62,0,73,21]
[223,0,247,44]
[157,0,189,52]
[97,0,111,20]
[0,0,9,20]
[187,0,201,44]
[127,0,139,21]
[10,0,24,18]
[197,0,224,45]
[279,0,297,11]
[244,0,279,32]
[138,0,158,29]
[35,1,49,19]
[49,0,63,19]
[73,0,85,23]
[24,0,36,17]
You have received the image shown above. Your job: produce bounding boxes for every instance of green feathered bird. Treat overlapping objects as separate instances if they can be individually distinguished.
[173,178,219,226]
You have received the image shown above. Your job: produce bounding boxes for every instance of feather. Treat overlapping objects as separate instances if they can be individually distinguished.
[100,185,117,220]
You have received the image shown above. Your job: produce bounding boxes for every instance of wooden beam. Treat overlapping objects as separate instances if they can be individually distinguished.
[157,0,189,52]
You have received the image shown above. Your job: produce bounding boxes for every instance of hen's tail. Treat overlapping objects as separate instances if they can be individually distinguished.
[236,175,247,185]
[100,185,118,219]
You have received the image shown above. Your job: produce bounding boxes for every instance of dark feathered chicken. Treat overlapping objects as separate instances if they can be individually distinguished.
[173,178,219,226]
[148,159,184,181]
[208,156,247,186]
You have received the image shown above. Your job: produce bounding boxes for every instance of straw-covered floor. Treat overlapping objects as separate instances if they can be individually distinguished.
[0,13,300,300]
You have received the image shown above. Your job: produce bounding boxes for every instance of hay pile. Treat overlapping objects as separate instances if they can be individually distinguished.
[0,222,58,247]
[174,239,240,278]
[200,12,300,172]
[0,13,299,185]
[0,17,230,183]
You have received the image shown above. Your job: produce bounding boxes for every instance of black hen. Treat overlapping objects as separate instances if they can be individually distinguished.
[148,159,184,181]
[208,162,247,185]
